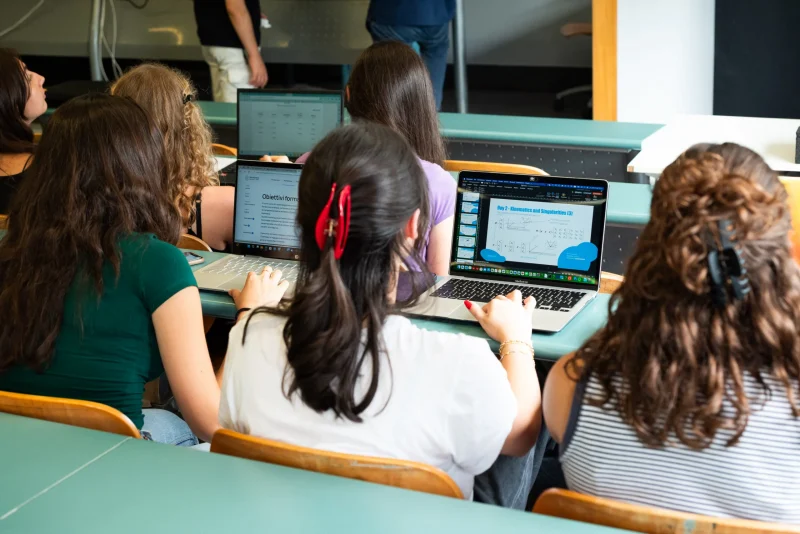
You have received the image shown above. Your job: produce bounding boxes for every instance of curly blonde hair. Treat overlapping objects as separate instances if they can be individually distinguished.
[111,63,218,229]
[569,142,800,450]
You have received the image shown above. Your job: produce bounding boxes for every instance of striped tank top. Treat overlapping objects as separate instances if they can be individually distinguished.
[560,373,800,524]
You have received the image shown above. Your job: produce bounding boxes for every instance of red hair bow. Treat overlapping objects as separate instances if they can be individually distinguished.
[314,183,351,259]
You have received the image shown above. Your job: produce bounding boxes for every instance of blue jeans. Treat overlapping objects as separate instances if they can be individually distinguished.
[472,424,550,509]
[141,408,199,447]
[367,20,450,110]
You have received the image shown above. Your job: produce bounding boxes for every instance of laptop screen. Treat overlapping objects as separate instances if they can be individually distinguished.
[233,163,302,260]
[237,91,343,158]
[452,172,608,288]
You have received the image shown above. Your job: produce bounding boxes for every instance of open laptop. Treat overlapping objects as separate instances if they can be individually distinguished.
[218,88,343,185]
[409,171,609,333]
[195,161,303,292]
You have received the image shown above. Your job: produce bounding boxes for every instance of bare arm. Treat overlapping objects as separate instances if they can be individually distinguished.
[467,291,541,456]
[499,348,541,456]
[542,353,579,444]
[426,216,453,276]
[153,287,220,442]
[225,0,267,87]
[195,186,234,251]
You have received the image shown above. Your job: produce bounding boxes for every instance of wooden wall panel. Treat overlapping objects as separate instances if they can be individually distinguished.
[592,0,617,121]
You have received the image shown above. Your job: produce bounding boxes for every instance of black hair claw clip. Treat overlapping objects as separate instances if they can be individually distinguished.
[708,219,751,307]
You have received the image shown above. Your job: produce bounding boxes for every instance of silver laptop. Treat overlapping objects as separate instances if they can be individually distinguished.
[218,88,343,185]
[408,171,609,333]
[195,161,303,293]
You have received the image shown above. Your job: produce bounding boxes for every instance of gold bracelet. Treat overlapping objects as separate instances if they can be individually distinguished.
[498,340,534,361]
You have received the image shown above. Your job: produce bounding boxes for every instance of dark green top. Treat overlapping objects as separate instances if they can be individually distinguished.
[0,234,196,429]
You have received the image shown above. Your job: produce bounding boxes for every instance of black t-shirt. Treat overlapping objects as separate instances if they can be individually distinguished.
[194,0,261,48]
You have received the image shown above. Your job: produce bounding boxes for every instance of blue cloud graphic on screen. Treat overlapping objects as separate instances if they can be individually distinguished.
[480,249,506,262]
[557,242,598,271]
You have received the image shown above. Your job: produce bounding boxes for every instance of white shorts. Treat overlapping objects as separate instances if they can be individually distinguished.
[201,46,255,103]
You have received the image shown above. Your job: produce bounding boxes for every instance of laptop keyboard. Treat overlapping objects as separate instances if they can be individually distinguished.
[431,279,584,312]
[205,256,299,282]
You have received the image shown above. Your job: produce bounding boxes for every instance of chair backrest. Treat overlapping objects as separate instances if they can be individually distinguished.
[533,489,799,534]
[443,160,548,176]
[177,233,212,252]
[33,131,42,144]
[210,428,463,499]
[0,390,140,438]
[781,178,800,264]
[0,214,8,229]
[211,143,237,157]
[599,271,623,294]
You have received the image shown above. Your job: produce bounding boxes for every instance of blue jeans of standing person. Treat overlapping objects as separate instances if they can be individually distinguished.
[141,408,199,447]
[367,20,450,110]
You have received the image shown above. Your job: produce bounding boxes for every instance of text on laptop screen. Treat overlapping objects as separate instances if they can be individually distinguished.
[452,174,608,286]
[238,92,342,158]
[234,165,302,256]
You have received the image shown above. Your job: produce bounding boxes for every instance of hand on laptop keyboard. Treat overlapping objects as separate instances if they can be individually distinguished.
[464,289,536,343]
[229,266,290,311]
[432,279,584,312]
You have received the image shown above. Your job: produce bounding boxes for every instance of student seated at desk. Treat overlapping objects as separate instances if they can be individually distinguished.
[0,94,221,445]
[111,64,234,251]
[296,42,456,276]
[544,143,800,523]
[0,48,47,213]
[221,123,543,509]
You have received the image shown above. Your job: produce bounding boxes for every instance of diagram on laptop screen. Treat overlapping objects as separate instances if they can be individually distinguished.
[481,198,597,271]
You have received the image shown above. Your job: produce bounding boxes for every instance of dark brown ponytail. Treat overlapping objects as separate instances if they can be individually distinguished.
[243,123,431,422]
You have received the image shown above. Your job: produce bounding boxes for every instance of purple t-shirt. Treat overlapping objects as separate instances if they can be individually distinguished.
[295,152,456,262]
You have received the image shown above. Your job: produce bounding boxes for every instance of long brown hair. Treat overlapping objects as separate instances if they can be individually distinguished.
[347,41,446,166]
[0,48,35,155]
[0,94,181,373]
[111,63,218,228]
[569,142,800,450]
[243,123,431,422]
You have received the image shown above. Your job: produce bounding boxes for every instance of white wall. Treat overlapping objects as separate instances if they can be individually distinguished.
[616,0,715,123]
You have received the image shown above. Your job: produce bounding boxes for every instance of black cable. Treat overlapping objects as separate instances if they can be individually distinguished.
[121,0,149,9]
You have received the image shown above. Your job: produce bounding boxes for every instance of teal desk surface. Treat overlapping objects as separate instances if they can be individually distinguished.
[438,113,662,150]
[47,102,662,149]
[171,102,662,150]
[191,251,610,362]
[0,414,630,534]
[0,413,127,516]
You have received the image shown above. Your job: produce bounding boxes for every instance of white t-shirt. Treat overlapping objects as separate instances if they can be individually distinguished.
[219,313,517,499]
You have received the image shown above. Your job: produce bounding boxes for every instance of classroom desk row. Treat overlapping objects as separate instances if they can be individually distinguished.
[0,413,630,534]
[45,104,661,182]
[214,158,654,228]
[202,161,649,361]
[196,101,661,150]
[191,251,611,362]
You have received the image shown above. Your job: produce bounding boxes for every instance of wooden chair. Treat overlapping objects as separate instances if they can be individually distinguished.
[178,233,212,252]
[211,143,237,157]
[0,390,140,438]
[0,214,8,230]
[533,489,799,534]
[599,271,623,294]
[33,131,42,144]
[443,160,548,175]
[781,177,800,264]
[210,428,463,499]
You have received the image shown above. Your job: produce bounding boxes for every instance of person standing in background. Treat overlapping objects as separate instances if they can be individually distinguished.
[366,0,455,110]
[194,0,268,102]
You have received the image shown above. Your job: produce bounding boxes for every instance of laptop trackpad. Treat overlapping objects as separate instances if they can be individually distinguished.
[447,301,481,322]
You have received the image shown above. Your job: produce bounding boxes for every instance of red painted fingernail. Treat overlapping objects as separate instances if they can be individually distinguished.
[464,300,472,310]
